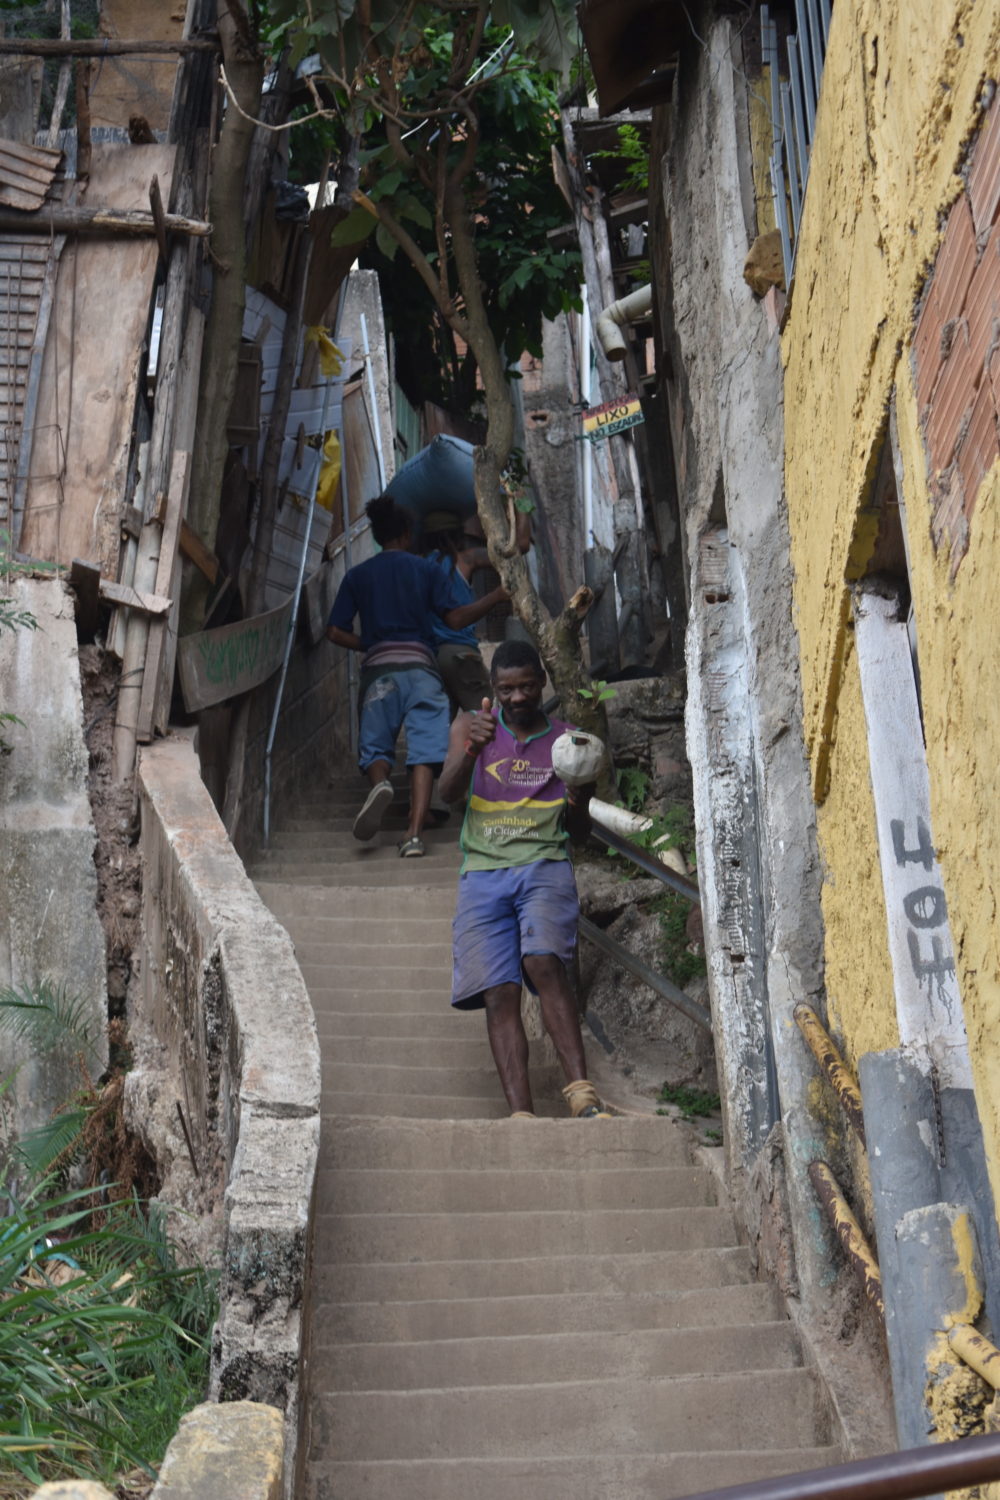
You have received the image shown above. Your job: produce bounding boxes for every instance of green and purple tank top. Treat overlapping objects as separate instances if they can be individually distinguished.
[460,711,572,873]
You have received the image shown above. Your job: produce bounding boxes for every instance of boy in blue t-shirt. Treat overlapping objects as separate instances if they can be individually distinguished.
[327,496,506,856]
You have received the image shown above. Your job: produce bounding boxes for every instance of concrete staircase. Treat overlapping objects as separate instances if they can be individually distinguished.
[253,773,842,1500]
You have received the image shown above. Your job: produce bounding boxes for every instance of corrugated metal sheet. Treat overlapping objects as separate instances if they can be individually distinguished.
[0,137,62,212]
[0,233,62,540]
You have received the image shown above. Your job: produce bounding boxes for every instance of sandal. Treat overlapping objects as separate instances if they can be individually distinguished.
[562,1080,612,1119]
[510,1111,536,1120]
[398,835,426,858]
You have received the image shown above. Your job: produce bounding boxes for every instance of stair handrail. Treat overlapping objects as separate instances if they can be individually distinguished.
[670,1429,1000,1500]
[588,815,702,903]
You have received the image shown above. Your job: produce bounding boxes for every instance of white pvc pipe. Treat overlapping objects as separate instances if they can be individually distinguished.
[594,284,652,362]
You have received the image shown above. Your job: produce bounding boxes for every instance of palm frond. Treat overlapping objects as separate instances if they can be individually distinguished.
[0,980,100,1063]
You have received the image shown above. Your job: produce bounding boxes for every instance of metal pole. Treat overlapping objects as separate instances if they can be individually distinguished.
[262,373,336,845]
[793,0,817,141]
[781,80,803,239]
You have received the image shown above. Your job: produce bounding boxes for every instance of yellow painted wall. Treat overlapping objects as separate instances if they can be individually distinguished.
[815,634,898,1070]
[782,1,1000,1191]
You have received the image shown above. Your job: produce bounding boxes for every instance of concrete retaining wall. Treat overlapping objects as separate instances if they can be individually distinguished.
[133,734,320,1496]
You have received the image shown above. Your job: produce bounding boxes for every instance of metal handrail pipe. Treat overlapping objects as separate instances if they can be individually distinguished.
[588,819,701,903]
[793,1004,866,1146]
[807,1160,884,1317]
[578,915,712,1033]
[949,1323,1000,1389]
[669,1429,1000,1500]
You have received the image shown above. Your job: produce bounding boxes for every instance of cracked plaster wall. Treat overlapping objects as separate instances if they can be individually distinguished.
[0,578,107,1138]
[653,11,892,1449]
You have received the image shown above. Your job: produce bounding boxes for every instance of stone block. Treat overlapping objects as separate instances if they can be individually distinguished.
[151,1400,284,1500]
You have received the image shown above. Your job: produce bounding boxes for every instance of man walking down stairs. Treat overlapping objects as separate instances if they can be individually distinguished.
[253,772,842,1500]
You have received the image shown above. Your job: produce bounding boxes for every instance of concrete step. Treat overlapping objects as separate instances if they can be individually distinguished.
[308,990,458,1014]
[292,940,453,969]
[317,1037,500,1070]
[252,865,460,888]
[307,1448,843,1500]
[268,819,459,842]
[314,1368,828,1461]
[322,1062,563,1101]
[320,1165,718,1214]
[316,1010,495,1038]
[316,1245,755,1306]
[324,1116,696,1171]
[275,916,456,944]
[317,1321,802,1392]
[322,1095,560,1120]
[321,1281,786,1344]
[256,882,457,920]
[299,964,450,992]
[256,826,461,858]
[320,1206,737,1263]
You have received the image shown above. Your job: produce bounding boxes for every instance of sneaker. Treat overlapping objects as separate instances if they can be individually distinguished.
[398,835,425,858]
[578,1104,613,1119]
[353,781,394,841]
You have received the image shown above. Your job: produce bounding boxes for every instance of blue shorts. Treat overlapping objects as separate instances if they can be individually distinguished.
[451,859,579,1010]
[358,668,450,772]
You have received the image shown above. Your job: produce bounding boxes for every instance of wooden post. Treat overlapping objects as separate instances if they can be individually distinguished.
[74,59,92,183]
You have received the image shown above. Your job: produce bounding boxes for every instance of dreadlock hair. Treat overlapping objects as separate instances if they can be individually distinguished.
[490,639,544,681]
[366,494,413,547]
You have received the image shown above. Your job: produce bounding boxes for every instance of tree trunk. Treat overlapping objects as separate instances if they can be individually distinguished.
[182,1,263,636]
[445,184,608,743]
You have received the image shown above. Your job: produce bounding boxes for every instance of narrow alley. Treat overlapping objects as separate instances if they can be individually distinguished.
[253,767,839,1499]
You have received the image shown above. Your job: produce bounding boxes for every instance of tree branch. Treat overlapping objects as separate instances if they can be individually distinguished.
[354,190,471,343]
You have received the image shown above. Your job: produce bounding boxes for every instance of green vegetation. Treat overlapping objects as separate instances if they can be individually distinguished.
[650,889,706,987]
[0,984,216,1490]
[577,678,616,706]
[0,1181,216,1491]
[616,765,649,812]
[589,122,649,197]
[656,1083,720,1120]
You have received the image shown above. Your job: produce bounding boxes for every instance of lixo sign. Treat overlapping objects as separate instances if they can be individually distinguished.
[581,394,644,442]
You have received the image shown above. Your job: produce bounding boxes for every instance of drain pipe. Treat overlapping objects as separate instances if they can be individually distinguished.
[594,284,652,362]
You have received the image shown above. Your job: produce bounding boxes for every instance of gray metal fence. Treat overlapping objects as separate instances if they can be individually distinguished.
[761,0,833,285]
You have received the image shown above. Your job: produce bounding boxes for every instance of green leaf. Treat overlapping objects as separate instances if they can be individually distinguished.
[396,195,432,230]
[375,222,400,261]
[329,207,376,248]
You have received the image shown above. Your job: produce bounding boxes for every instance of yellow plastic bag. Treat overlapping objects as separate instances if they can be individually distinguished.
[305,325,345,377]
[315,430,343,511]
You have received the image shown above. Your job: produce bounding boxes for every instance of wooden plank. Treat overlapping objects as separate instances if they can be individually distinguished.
[98,576,171,615]
[0,203,210,238]
[177,594,296,712]
[134,447,188,742]
[179,516,218,582]
[9,232,62,549]
[147,304,205,737]
[0,37,219,56]
[19,143,176,569]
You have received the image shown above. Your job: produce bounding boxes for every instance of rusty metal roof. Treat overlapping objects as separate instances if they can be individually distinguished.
[0,137,63,212]
[577,0,686,115]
